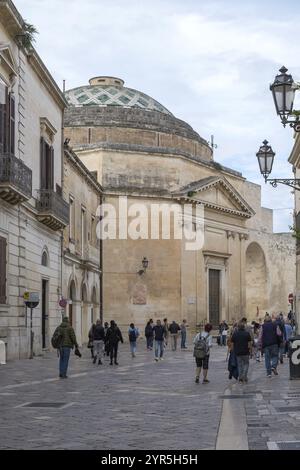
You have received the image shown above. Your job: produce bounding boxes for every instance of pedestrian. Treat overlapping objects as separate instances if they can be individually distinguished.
[180,319,188,349]
[275,313,286,364]
[128,323,139,357]
[92,319,105,365]
[88,322,96,359]
[104,322,110,357]
[153,319,165,361]
[163,318,169,348]
[227,321,239,380]
[252,321,261,362]
[284,319,293,354]
[106,320,124,365]
[145,319,154,350]
[219,320,229,346]
[52,316,79,379]
[193,323,213,384]
[258,314,281,377]
[231,321,252,383]
[168,320,181,351]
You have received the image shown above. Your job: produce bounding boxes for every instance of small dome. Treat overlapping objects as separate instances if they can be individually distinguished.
[65,76,173,116]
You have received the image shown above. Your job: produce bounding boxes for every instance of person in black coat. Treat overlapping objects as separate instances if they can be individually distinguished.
[105,320,124,365]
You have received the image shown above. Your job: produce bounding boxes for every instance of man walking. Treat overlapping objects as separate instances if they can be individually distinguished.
[231,321,252,383]
[92,320,105,365]
[219,320,229,346]
[153,319,165,361]
[53,316,79,379]
[128,323,139,357]
[163,318,169,347]
[259,314,280,377]
[168,320,181,351]
[145,319,154,350]
[106,320,124,365]
[180,319,188,349]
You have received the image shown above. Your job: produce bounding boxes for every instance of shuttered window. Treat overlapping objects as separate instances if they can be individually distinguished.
[40,137,54,189]
[0,236,7,304]
[9,93,15,155]
[0,84,16,155]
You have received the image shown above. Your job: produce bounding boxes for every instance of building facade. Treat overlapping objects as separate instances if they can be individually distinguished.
[64,76,296,334]
[63,145,102,346]
[288,132,300,327]
[0,1,69,359]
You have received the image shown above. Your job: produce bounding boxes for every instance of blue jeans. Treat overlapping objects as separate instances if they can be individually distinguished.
[59,347,71,377]
[236,355,249,381]
[146,336,153,349]
[155,340,164,359]
[130,341,137,354]
[222,334,227,346]
[181,331,187,348]
[264,344,279,375]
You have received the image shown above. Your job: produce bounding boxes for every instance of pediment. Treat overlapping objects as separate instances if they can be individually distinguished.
[0,45,18,76]
[173,176,255,218]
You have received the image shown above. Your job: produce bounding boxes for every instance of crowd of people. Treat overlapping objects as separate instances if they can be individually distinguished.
[51,312,296,383]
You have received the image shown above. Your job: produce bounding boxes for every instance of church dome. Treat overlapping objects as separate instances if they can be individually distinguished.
[65,76,173,116]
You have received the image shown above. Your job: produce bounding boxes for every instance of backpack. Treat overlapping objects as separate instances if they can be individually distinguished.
[129,329,137,342]
[51,326,63,349]
[193,333,209,359]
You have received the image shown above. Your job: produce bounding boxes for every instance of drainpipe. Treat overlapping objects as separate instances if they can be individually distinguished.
[99,194,103,324]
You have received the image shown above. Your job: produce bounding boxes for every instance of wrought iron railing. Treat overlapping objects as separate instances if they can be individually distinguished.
[36,189,69,225]
[0,152,32,198]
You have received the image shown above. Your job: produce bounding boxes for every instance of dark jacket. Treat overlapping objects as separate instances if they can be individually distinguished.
[153,325,165,341]
[231,329,251,356]
[93,324,105,341]
[262,321,278,348]
[106,326,124,345]
[169,322,181,334]
[58,319,78,349]
[145,324,154,338]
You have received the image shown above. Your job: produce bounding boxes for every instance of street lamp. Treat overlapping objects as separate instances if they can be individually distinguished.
[256,140,300,191]
[137,257,149,276]
[270,66,300,132]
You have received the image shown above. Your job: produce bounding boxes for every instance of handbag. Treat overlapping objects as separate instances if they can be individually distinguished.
[75,347,82,358]
[87,339,93,349]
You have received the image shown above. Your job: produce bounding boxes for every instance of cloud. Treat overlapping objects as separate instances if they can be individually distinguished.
[13,0,300,232]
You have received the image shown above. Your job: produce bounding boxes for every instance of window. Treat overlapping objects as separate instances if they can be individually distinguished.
[91,215,95,244]
[41,250,48,267]
[69,196,75,241]
[0,80,15,155]
[40,137,54,190]
[81,206,86,256]
[0,236,7,304]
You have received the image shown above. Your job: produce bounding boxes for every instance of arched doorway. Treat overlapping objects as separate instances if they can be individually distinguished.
[81,284,89,344]
[245,242,267,319]
[69,280,76,327]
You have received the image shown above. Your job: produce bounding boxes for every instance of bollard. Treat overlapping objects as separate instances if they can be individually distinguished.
[0,340,6,365]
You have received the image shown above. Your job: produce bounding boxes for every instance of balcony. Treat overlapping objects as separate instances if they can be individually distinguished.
[36,189,69,231]
[0,153,32,204]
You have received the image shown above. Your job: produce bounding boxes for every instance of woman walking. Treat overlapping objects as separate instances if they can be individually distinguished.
[193,323,213,384]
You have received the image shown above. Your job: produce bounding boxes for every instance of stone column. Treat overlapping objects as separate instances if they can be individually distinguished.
[239,233,249,316]
[226,231,236,322]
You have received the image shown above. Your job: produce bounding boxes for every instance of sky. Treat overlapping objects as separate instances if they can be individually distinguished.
[13,0,300,232]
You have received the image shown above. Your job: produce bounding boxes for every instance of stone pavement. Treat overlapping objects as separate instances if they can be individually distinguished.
[0,341,299,450]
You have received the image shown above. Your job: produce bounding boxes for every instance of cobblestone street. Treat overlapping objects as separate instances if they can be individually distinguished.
[0,340,299,450]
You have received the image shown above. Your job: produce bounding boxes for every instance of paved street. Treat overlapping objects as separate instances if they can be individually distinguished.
[0,339,300,450]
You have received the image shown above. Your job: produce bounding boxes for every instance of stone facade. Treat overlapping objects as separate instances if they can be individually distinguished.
[64,76,296,335]
[288,133,300,326]
[0,1,69,359]
[62,147,102,346]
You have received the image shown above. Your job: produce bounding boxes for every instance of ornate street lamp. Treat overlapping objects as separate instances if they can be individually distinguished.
[270,66,300,132]
[137,257,149,275]
[256,140,300,190]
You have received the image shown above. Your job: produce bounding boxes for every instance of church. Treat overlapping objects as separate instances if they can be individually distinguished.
[63,75,295,333]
